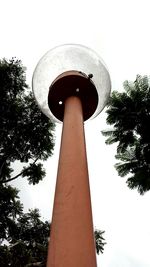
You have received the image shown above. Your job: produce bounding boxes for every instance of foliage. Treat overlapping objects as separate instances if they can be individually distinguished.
[0,202,49,267]
[94,229,106,254]
[0,185,106,266]
[0,184,23,242]
[102,75,150,194]
[0,58,55,185]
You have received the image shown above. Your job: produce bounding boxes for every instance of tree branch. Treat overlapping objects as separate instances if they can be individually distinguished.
[25,262,44,267]
[0,157,39,184]
[0,160,6,176]
[1,169,25,184]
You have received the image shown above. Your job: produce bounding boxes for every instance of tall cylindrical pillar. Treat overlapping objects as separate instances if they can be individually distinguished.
[47,96,97,267]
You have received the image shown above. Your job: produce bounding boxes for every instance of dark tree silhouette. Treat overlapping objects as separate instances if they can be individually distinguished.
[102,75,150,194]
[0,184,23,242]
[0,190,106,267]
[0,205,49,267]
[0,58,55,185]
[94,229,106,254]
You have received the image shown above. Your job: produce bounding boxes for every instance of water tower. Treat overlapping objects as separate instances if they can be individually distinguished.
[32,44,111,267]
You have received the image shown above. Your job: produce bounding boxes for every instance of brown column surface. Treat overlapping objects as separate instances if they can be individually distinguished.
[47,96,97,267]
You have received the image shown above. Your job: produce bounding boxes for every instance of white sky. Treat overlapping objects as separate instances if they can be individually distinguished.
[1,0,150,266]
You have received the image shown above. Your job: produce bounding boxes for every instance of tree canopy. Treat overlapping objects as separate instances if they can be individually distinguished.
[0,204,49,267]
[0,57,54,265]
[102,75,150,194]
[0,58,55,185]
[0,186,106,266]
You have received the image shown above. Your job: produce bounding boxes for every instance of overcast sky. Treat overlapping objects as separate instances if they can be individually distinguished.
[1,0,150,266]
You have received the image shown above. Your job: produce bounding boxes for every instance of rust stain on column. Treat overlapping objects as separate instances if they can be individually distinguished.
[47,96,97,267]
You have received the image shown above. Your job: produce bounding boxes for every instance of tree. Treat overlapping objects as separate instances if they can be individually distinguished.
[0,184,23,242]
[0,58,55,185]
[0,205,49,267]
[0,194,106,267]
[102,75,150,194]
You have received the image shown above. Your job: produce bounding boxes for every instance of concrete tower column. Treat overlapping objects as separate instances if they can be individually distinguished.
[47,96,97,267]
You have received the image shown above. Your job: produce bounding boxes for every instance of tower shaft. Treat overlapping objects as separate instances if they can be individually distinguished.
[47,96,97,267]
